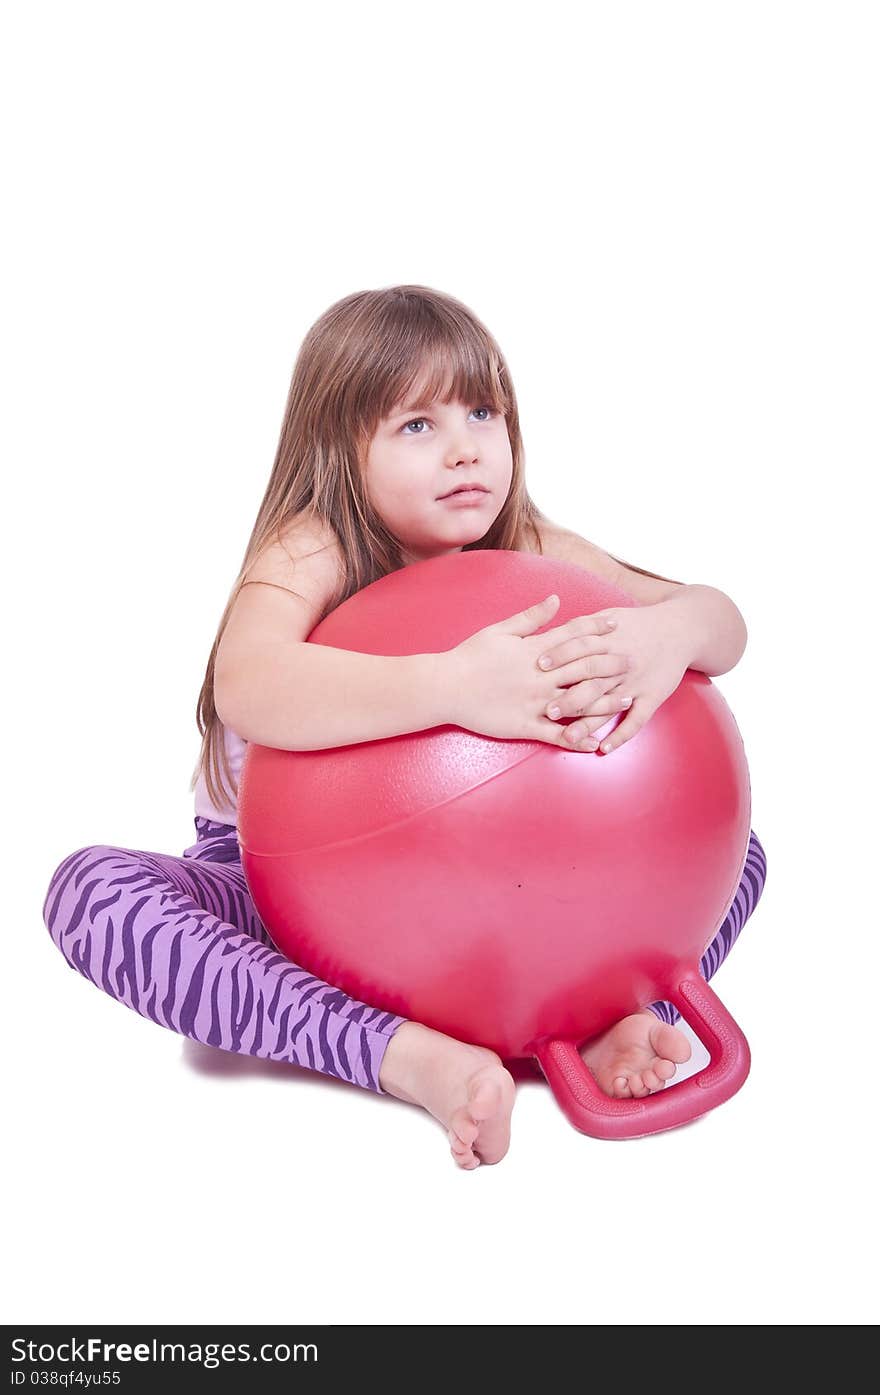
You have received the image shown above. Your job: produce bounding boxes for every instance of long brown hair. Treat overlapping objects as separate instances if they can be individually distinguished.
[190,284,681,812]
[190,284,555,812]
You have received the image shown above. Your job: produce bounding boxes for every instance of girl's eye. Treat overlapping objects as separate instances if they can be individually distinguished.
[402,405,496,435]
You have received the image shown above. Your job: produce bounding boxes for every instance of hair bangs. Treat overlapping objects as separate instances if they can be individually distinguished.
[373,300,512,429]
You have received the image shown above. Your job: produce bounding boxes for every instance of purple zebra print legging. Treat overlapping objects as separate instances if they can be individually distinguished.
[43,815,768,1091]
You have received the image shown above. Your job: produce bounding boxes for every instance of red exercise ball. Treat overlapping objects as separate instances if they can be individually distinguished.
[238,549,752,1139]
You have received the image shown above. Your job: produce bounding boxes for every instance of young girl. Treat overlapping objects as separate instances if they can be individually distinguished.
[43,284,767,1169]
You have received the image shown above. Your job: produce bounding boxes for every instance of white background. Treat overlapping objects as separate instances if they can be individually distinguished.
[4,0,877,1327]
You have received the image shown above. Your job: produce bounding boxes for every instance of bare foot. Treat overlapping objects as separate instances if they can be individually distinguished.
[379,1022,516,1169]
[580,1009,692,1098]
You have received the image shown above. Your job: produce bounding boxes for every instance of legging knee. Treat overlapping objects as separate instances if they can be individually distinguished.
[43,844,124,971]
[42,843,406,1094]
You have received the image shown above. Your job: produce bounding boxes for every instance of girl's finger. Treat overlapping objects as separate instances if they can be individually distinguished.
[598,704,646,753]
[548,691,633,721]
[540,651,631,680]
[562,722,598,747]
[536,614,619,666]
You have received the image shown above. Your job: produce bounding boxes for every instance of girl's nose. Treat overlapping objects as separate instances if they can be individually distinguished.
[446,438,479,466]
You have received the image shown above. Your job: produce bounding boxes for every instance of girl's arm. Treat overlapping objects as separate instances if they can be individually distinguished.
[650,586,748,677]
[218,635,449,750]
[537,524,747,676]
[216,525,451,750]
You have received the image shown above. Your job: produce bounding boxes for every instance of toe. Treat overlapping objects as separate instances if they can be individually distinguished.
[467,1072,504,1123]
[449,1109,479,1149]
[448,1128,479,1169]
[653,1022,692,1065]
[612,1075,632,1097]
[449,1131,474,1160]
[642,1068,663,1092]
[654,1059,676,1082]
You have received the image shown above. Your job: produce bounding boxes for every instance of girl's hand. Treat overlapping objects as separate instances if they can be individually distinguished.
[445,594,629,747]
[536,602,691,753]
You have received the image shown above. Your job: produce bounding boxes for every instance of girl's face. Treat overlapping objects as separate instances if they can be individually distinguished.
[364,386,514,564]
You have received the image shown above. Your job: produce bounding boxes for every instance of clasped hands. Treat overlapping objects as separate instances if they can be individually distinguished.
[536,602,692,754]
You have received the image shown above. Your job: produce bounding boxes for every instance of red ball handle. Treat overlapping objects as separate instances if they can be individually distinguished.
[531,973,750,1140]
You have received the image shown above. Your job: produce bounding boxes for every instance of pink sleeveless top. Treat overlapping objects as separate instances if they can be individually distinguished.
[193,722,248,827]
